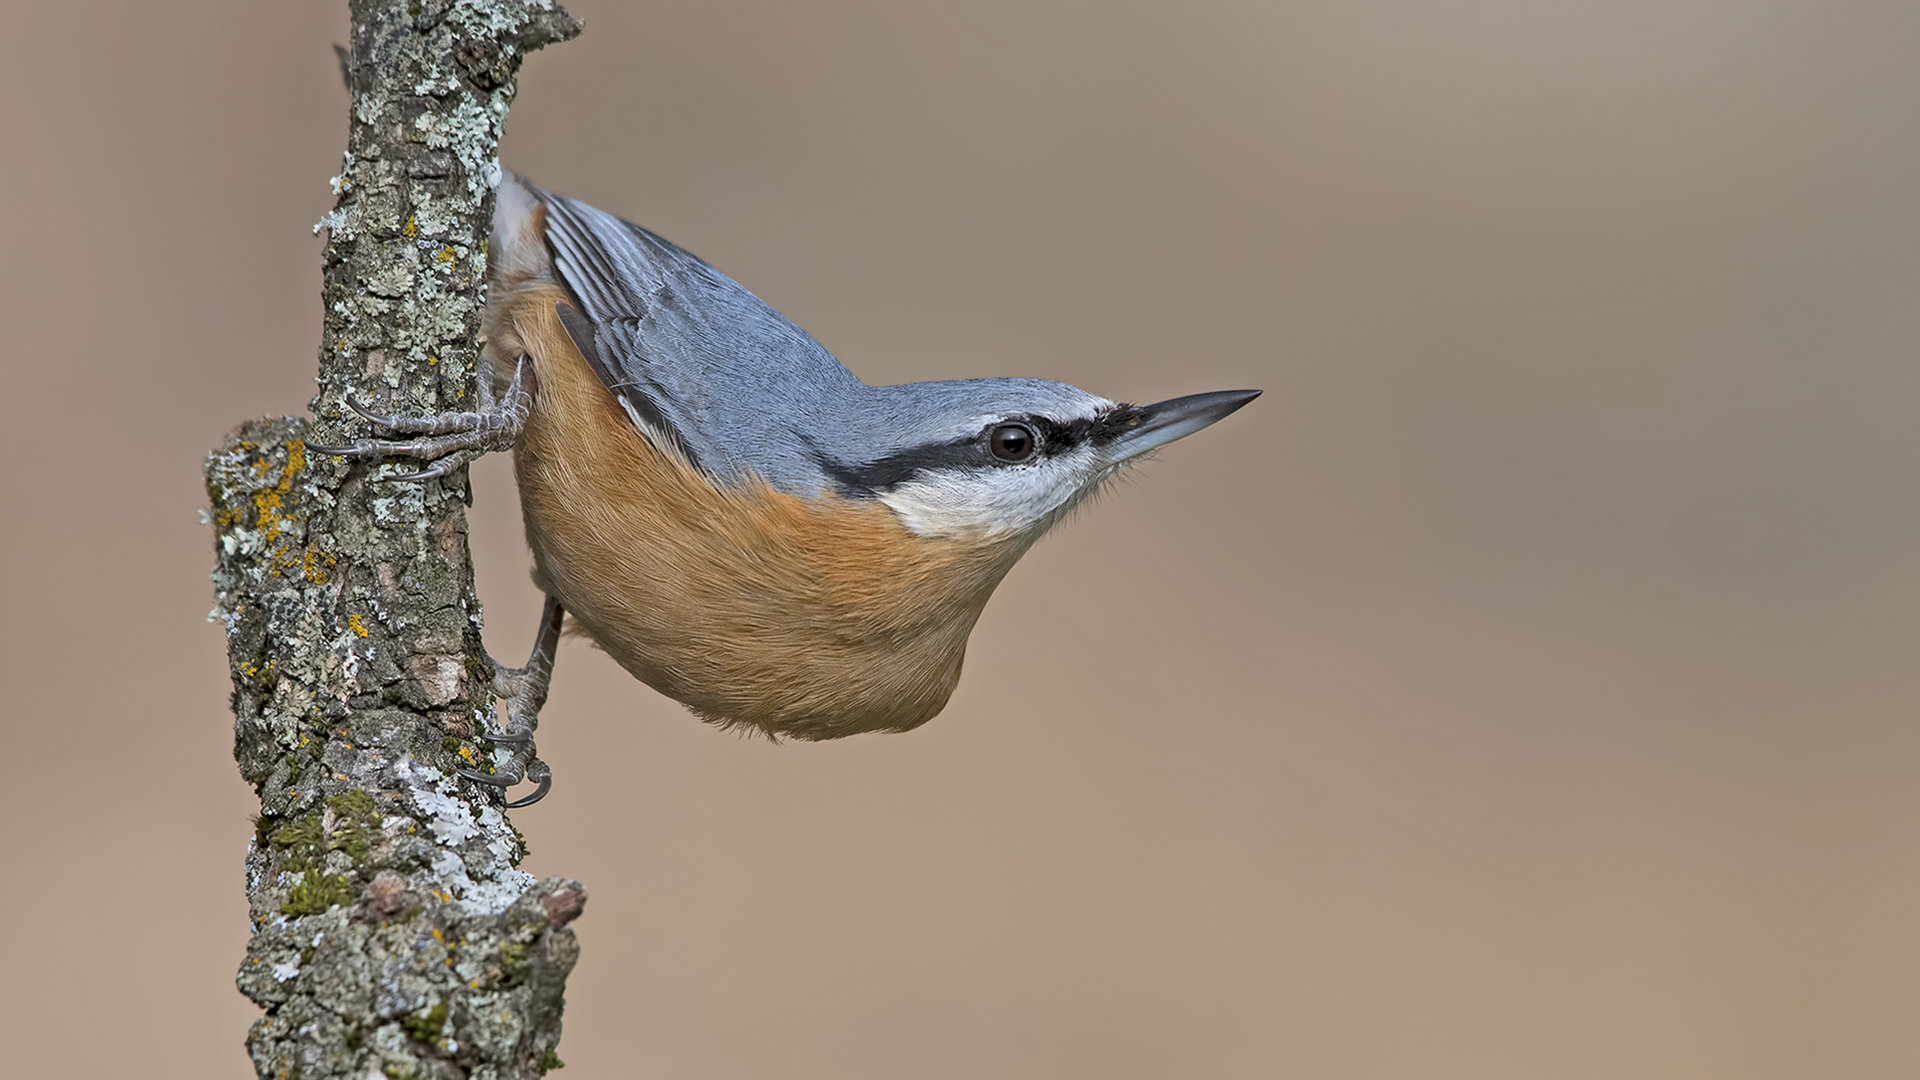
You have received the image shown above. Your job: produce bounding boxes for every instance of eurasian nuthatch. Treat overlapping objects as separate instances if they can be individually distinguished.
[317,176,1258,804]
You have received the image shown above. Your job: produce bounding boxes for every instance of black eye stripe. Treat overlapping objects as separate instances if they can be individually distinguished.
[807,438,979,496]
[1004,409,1132,455]
[1029,405,1142,449]
[802,406,1133,497]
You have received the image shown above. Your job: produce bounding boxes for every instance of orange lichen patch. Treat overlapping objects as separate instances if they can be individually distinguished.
[260,442,309,578]
[347,614,370,638]
[487,283,1032,740]
[213,438,313,581]
[302,544,337,584]
[248,442,303,529]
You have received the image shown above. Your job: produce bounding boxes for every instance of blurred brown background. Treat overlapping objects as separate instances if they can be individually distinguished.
[4,0,1918,1076]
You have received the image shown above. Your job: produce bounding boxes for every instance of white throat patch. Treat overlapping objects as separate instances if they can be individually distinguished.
[876,443,1120,540]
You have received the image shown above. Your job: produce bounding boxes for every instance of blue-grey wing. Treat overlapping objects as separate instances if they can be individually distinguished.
[536,188,866,492]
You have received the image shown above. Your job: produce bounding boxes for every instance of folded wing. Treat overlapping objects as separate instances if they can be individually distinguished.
[536,187,866,493]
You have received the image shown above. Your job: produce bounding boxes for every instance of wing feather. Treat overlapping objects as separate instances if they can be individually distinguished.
[535,188,864,492]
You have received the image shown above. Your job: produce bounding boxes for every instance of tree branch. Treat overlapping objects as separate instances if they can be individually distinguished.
[207,3,582,1077]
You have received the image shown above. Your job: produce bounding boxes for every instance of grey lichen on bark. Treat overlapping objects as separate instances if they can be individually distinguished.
[206,3,582,1078]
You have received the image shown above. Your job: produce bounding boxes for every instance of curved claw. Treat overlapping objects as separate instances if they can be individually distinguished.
[345,394,400,427]
[457,762,552,807]
[453,597,565,808]
[307,434,482,460]
[373,449,481,483]
[505,760,553,808]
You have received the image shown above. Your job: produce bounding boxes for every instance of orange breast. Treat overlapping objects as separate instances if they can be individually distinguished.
[485,282,1022,739]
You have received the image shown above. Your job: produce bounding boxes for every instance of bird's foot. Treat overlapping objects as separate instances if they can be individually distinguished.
[308,355,534,482]
[458,595,565,807]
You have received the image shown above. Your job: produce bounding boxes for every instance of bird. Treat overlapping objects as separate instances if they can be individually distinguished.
[316,175,1257,802]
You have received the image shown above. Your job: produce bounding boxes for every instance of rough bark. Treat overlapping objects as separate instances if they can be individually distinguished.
[207,3,582,1077]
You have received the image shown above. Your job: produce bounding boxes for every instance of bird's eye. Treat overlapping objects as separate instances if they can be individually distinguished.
[989,423,1037,462]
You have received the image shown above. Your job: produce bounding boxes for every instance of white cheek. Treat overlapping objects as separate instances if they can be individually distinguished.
[877,449,1112,539]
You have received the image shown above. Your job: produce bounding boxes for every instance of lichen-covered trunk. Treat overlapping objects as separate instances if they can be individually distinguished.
[206,3,582,1077]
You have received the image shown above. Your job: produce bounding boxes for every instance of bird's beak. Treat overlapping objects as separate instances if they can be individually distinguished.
[1105,389,1261,463]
